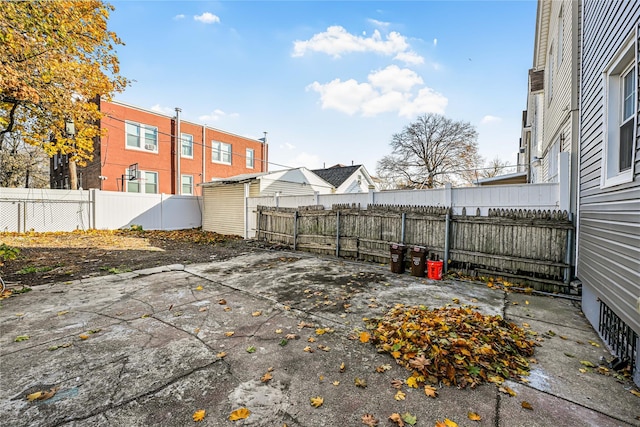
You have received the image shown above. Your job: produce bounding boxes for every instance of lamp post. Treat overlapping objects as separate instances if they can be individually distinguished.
[65,119,78,190]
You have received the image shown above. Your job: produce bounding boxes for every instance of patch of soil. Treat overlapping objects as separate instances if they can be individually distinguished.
[0,230,281,288]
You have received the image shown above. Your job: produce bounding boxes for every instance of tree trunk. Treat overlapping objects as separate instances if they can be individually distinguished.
[69,160,78,190]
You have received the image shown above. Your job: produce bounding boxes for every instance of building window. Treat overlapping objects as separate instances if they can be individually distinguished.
[126,169,158,194]
[557,6,563,66]
[181,133,193,158]
[181,175,193,195]
[246,148,254,169]
[212,141,232,164]
[126,121,158,152]
[602,33,636,188]
[547,44,554,105]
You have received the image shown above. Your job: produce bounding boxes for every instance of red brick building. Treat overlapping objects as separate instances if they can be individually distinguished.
[50,100,268,195]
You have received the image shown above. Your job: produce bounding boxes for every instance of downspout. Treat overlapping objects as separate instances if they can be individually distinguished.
[262,131,268,172]
[202,125,206,193]
[175,107,182,195]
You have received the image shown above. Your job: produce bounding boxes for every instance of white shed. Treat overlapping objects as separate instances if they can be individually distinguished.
[201,168,333,237]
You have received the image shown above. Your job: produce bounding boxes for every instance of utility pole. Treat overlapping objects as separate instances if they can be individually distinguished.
[66,120,78,190]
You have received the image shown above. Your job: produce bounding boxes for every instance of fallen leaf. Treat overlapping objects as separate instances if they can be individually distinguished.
[224,307,232,312]
[394,390,406,400]
[195,285,203,291]
[564,353,574,358]
[376,364,392,373]
[198,307,208,312]
[308,337,317,343]
[252,310,262,317]
[444,419,458,427]
[218,299,227,305]
[303,346,313,353]
[310,396,323,407]
[57,310,69,316]
[246,346,256,353]
[521,401,533,410]
[499,386,517,396]
[424,385,438,398]
[26,387,58,402]
[559,335,568,340]
[525,300,529,305]
[285,333,298,340]
[224,331,235,337]
[275,329,283,334]
[391,379,403,389]
[192,409,206,422]
[389,413,405,426]
[318,344,331,352]
[318,375,325,381]
[316,328,327,335]
[359,331,371,343]
[333,381,340,386]
[79,334,90,340]
[194,328,200,334]
[401,412,417,426]
[339,362,346,373]
[579,368,588,373]
[228,407,251,420]
[279,339,288,346]
[580,360,596,368]
[468,412,482,421]
[630,389,640,397]
[361,413,379,426]
[261,372,273,383]
[588,340,600,347]
[26,391,43,401]
[15,335,30,342]
[354,377,367,388]
[406,376,419,389]
[216,351,227,358]
[141,313,151,318]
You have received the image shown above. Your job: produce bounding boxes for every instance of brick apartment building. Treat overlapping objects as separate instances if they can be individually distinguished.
[50,99,268,195]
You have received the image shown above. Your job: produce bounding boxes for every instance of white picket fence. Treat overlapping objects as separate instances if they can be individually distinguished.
[0,188,202,232]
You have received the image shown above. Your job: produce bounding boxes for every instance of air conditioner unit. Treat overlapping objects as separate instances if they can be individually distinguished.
[145,144,156,151]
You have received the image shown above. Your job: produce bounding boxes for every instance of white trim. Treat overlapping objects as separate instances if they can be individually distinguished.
[125,121,158,154]
[246,148,255,169]
[212,141,232,165]
[180,133,194,159]
[181,174,194,195]
[600,30,637,189]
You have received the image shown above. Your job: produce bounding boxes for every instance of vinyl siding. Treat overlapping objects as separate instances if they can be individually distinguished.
[578,0,640,339]
[202,184,245,236]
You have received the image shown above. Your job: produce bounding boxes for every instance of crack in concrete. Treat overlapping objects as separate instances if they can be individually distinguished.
[52,359,230,427]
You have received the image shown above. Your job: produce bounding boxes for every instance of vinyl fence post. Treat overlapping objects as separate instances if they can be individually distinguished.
[17,202,22,233]
[444,211,451,274]
[293,211,298,250]
[401,212,406,244]
[336,210,340,257]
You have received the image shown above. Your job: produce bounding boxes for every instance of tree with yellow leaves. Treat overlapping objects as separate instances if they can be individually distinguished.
[0,1,128,188]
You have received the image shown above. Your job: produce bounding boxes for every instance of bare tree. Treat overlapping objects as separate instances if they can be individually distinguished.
[0,133,49,188]
[376,114,481,189]
[480,156,513,179]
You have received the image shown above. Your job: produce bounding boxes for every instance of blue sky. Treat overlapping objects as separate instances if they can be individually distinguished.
[108,0,537,174]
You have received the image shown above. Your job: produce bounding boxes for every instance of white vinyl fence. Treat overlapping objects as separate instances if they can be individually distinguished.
[0,188,202,232]
[246,182,564,239]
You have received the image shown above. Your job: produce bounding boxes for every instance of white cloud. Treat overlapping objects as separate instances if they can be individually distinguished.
[393,51,425,65]
[399,87,448,118]
[174,14,185,20]
[150,104,174,115]
[292,26,421,63]
[307,66,447,118]
[368,65,423,93]
[280,142,296,150]
[481,115,502,124]
[194,12,220,24]
[368,18,391,28]
[198,109,239,122]
[433,38,438,47]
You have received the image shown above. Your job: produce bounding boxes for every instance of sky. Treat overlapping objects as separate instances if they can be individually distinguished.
[107,0,537,174]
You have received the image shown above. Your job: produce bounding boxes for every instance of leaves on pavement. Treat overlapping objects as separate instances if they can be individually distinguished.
[389,413,405,426]
[26,386,59,402]
[361,413,379,426]
[424,385,438,398]
[365,305,535,390]
[228,407,251,420]
[192,409,206,422]
[14,335,29,342]
[354,377,367,388]
[310,396,324,407]
[394,390,406,400]
[521,401,533,410]
[468,412,482,421]
[261,372,273,383]
[401,412,417,425]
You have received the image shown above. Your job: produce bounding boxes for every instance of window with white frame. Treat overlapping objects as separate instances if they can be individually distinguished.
[181,175,193,195]
[126,121,158,152]
[246,148,254,168]
[126,168,158,194]
[212,141,232,164]
[602,33,637,187]
[181,133,193,158]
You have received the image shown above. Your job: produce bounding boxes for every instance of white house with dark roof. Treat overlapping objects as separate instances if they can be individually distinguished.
[311,164,378,193]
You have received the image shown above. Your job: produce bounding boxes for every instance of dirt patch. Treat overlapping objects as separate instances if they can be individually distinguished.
[0,230,279,287]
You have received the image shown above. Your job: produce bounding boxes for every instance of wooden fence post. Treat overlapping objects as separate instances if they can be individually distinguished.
[293,210,298,250]
[336,210,340,257]
[401,212,406,244]
[444,211,451,273]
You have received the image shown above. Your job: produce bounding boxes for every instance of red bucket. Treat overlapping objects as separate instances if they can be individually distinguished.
[427,260,443,280]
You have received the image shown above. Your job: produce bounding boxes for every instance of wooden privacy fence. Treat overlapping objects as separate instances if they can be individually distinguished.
[256,204,574,293]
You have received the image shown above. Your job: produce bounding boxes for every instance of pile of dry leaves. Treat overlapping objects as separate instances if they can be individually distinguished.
[365,304,536,389]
